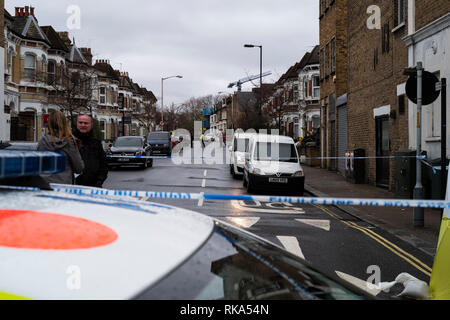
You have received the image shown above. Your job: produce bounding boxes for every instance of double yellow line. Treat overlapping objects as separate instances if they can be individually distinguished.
[316,205,433,277]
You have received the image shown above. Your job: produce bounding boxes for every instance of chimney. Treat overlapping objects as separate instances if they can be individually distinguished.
[15,7,19,16]
[30,7,35,17]
[80,48,93,66]
[57,32,72,47]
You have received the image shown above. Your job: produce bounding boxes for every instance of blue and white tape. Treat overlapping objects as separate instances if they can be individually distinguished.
[107,155,171,159]
[2,185,449,209]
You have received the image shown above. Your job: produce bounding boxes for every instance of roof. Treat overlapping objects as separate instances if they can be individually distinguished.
[67,43,88,64]
[7,14,50,46]
[40,26,69,52]
[94,61,121,81]
[250,134,295,144]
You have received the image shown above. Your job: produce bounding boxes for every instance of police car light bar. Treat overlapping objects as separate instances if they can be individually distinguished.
[0,151,66,179]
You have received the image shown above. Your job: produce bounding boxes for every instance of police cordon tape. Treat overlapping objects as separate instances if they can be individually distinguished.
[2,185,449,210]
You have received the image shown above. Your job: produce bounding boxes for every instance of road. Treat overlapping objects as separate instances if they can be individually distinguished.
[103,147,434,297]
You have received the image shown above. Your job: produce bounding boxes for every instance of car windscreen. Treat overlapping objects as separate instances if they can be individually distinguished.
[135,223,370,300]
[234,138,250,152]
[113,137,143,147]
[254,142,298,163]
[148,132,170,141]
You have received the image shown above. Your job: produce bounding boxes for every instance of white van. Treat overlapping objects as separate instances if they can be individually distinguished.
[229,132,255,178]
[243,134,305,195]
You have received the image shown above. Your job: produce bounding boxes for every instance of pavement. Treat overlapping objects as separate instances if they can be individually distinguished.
[303,165,442,258]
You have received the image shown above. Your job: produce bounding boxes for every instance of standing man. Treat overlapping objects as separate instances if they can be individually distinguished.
[73,114,108,188]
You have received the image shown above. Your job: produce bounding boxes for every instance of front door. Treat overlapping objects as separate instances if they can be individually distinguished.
[376,116,390,188]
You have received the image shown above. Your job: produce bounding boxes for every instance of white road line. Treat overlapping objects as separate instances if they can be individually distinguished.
[277,236,305,259]
[222,217,260,229]
[202,179,206,188]
[335,271,381,297]
[295,219,331,231]
[204,170,208,177]
[232,200,305,215]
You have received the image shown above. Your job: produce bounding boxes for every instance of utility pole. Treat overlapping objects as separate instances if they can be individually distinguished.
[414,61,424,227]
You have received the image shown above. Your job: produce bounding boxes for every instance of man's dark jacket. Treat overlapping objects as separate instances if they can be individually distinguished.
[73,129,108,187]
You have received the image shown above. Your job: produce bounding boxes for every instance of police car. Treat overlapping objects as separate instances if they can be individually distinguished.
[0,150,373,300]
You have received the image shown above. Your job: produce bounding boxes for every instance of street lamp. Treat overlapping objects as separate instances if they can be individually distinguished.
[161,75,183,130]
[244,44,263,117]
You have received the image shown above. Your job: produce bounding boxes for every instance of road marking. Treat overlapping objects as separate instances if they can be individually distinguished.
[232,200,305,215]
[277,236,305,259]
[295,219,331,231]
[223,217,260,229]
[315,204,432,277]
[202,179,206,188]
[204,170,208,177]
[198,192,204,207]
[335,271,381,296]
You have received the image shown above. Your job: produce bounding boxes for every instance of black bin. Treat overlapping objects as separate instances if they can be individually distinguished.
[345,149,365,184]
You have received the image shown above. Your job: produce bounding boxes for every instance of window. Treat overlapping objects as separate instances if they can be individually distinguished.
[7,47,14,79]
[100,120,106,140]
[320,49,324,80]
[320,0,324,16]
[312,115,320,129]
[396,0,406,26]
[100,87,106,104]
[331,38,336,73]
[47,61,55,85]
[382,23,390,53]
[293,84,299,102]
[24,54,36,81]
[325,43,330,76]
[41,56,47,82]
[313,76,320,98]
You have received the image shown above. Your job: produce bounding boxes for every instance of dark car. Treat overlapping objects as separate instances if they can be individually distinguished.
[147,131,172,156]
[107,136,153,169]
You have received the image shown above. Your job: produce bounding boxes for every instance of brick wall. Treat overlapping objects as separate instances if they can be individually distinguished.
[347,0,409,188]
[319,0,348,169]
[415,0,450,31]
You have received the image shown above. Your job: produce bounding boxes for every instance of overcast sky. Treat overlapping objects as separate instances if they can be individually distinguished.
[6,0,319,106]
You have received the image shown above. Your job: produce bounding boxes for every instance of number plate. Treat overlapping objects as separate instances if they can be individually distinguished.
[118,158,130,162]
[269,178,288,184]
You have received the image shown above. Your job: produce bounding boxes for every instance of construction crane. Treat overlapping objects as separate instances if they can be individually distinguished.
[228,71,272,91]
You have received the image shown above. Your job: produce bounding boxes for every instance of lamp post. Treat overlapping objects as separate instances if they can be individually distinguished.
[244,44,263,116]
[161,75,183,130]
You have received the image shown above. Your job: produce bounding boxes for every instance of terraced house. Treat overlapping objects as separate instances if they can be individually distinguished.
[1,6,157,143]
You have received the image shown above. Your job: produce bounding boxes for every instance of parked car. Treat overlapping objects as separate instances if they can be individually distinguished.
[229,132,255,179]
[0,150,373,300]
[147,131,172,155]
[107,136,153,169]
[243,134,305,195]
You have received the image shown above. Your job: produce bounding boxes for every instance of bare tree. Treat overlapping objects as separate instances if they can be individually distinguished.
[47,64,98,127]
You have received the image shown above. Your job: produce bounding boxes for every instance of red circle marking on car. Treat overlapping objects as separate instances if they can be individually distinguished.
[0,209,118,250]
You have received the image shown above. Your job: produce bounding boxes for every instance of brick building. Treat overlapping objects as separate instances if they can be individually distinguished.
[319,0,348,172]
[347,0,410,189]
